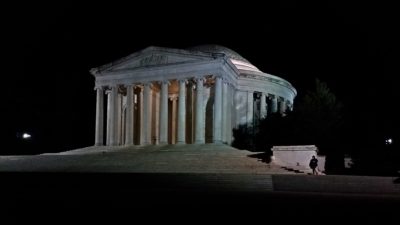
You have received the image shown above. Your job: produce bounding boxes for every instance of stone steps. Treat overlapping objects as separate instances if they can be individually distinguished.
[1,144,297,174]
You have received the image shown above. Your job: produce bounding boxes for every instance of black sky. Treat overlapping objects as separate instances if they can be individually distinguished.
[2,1,400,154]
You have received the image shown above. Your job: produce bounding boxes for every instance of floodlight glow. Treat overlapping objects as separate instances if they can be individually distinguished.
[22,133,31,139]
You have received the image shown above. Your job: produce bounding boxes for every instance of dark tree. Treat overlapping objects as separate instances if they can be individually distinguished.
[294,79,345,172]
[295,79,344,154]
[233,78,346,173]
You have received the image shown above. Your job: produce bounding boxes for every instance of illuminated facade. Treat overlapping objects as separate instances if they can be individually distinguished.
[90,45,296,146]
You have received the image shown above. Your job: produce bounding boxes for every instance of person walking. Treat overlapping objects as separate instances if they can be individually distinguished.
[309,156,318,175]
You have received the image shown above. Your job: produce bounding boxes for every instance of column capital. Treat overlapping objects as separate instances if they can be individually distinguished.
[178,79,188,84]
[94,86,104,91]
[194,77,205,90]
[158,80,171,85]
[136,84,144,91]
[211,73,223,79]
[108,84,119,88]
[169,94,178,101]
[194,77,205,82]
[221,76,230,83]
[123,84,136,88]
[225,82,235,88]
[143,82,153,88]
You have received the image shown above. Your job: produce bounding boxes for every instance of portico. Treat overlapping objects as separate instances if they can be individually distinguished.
[91,45,297,146]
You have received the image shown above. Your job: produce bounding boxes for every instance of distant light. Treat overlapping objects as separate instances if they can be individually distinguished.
[385,138,393,145]
[22,133,31,139]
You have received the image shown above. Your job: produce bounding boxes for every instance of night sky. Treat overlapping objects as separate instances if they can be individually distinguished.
[2,1,399,154]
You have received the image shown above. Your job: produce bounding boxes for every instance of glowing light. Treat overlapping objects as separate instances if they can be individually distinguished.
[385,138,393,145]
[22,133,31,139]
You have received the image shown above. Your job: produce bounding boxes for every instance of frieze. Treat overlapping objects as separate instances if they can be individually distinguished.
[240,74,293,89]
[140,54,168,66]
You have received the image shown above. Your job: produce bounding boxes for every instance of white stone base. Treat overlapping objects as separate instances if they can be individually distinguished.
[271,145,325,173]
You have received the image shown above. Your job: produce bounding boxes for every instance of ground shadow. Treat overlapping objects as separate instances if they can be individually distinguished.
[247,152,272,164]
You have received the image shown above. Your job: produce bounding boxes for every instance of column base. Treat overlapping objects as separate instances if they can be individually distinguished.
[212,140,223,144]
[195,140,205,144]
[94,143,103,146]
[176,141,186,145]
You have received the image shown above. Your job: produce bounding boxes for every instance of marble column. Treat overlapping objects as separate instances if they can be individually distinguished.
[154,91,160,144]
[170,95,178,144]
[177,80,186,144]
[109,85,118,146]
[288,102,293,111]
[213,77,222,143]
[116,93,122,145]
[247,91,254,128]
[279,97,287,114]
[95,87,104,146]
[234,89,241,129]
[143,83,152,145]
[159,81,169,144]
[221,81,228,144]
[106,90,111,146]
[228,85,234,144]
[270,95,278,113]
[186,82,194,143]
[195,78,205,144]
[260,93,267,119]
[139,86,145,145]
[125,84,134,146]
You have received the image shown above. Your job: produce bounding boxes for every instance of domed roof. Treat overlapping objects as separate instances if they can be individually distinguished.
[187,44,261,73]
[187,44,250,63]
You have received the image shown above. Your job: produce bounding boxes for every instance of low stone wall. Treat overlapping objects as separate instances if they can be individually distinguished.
[271,145,325,173]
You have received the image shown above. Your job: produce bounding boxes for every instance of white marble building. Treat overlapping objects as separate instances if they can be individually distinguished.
[90,45,297,146]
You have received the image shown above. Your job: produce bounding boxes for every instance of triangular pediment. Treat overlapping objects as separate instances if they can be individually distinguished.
[95,46,213,73]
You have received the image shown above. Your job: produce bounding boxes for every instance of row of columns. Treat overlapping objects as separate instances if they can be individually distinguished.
[95,76,231,146]
[259,93,291,118]
[237,91,292,131]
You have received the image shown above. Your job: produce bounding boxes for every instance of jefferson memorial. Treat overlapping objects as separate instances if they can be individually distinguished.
[90,45,297,146]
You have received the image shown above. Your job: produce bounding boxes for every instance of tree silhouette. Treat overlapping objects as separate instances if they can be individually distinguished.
[294,79,345,172]
[295,78,344,154]
[233,78,345,173]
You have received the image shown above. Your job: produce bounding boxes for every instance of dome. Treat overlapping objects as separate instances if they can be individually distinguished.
[187,44,260,72]
[187,45,250,63]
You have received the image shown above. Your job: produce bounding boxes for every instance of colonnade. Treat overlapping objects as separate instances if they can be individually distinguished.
[94,76,236,146]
